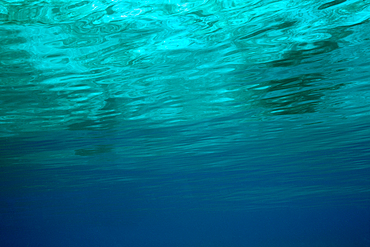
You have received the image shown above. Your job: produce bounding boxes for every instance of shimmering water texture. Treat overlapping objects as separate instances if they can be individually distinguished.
[1,0,370,246]
[1,0,370,211]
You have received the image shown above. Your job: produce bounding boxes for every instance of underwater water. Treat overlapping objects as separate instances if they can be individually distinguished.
[1,0,370,246]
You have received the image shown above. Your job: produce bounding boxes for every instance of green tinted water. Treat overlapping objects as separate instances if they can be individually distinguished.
[0,0,369,210]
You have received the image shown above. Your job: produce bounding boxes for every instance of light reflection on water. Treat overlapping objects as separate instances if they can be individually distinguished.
[0,0,369,211]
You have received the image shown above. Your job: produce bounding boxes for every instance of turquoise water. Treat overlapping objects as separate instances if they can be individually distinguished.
[1,0,370,246]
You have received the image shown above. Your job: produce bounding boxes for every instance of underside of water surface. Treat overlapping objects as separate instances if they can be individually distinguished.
[0,0,370,246]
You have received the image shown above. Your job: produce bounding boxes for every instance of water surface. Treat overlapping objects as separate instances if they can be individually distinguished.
[1,0,370,246]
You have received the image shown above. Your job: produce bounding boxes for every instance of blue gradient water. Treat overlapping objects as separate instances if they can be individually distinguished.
[1,0,370,246]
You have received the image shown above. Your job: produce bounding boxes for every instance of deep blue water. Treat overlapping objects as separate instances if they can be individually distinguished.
[1,0,370,246]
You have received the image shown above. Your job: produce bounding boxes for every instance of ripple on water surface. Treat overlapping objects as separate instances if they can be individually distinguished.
[0,0,369,209]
